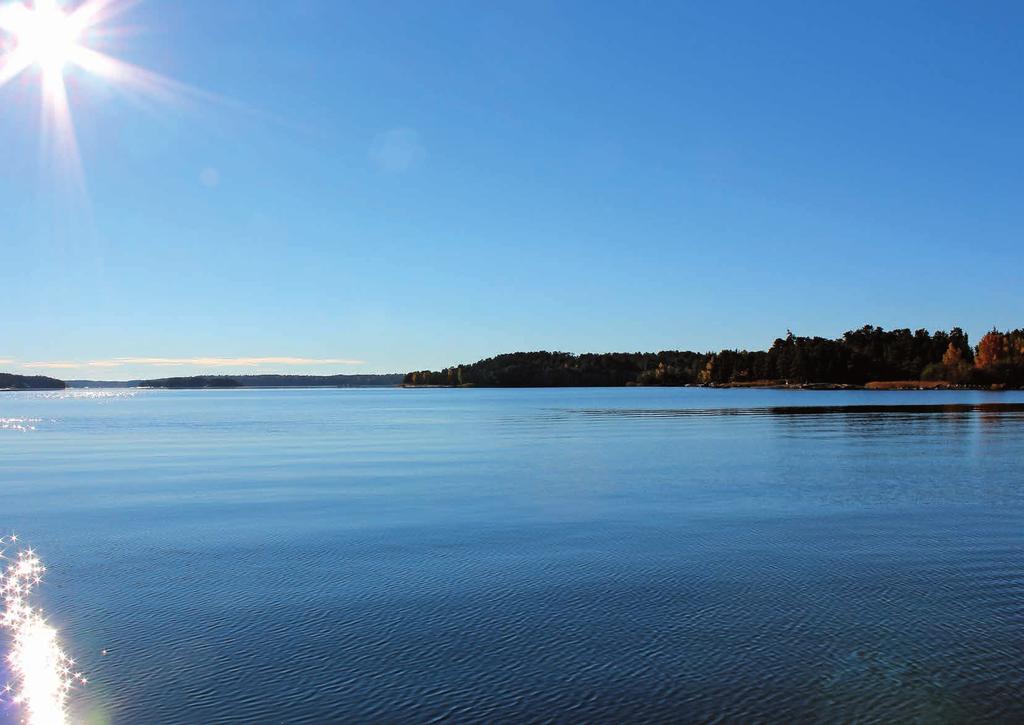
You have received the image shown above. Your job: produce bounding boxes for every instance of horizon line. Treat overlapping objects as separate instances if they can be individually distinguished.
[3,356,366,370]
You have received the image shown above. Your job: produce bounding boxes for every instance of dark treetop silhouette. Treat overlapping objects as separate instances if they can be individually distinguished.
[404,326,1024,389]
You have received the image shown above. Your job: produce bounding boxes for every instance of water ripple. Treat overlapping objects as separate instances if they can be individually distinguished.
[0,389,1021,723]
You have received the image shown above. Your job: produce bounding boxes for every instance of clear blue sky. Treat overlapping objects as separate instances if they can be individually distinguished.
[2,0,1023,378]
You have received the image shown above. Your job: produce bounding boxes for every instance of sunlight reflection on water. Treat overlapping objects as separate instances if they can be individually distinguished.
[0,418,44,432]
[1,536,85,725]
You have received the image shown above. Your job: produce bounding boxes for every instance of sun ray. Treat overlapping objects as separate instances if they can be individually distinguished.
[68,0,138,31]
[0,5,33,87]
[0,46,30,87]
[39,60,85,188]
[69,44,194,106]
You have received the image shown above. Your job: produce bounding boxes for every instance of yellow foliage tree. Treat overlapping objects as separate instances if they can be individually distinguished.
[942,343,963,367]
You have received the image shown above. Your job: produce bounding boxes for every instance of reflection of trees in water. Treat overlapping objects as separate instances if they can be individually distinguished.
[764,404,1021,446]
[975,409,1024,465]
[568,403,1024,449]
[757,405,1024,506]
[567,403,1024,505]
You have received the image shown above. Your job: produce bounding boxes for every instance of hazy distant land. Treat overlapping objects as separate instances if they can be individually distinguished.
[0,373,66,390]
[1,373,405,391]
[65,374,405,389]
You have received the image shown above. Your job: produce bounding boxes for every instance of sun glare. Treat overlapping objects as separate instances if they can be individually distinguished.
[10,0,81,75]
[0,0,189,184]
[0,0,84,86]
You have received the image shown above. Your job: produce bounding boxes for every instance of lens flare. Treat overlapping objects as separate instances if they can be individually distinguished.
[1,535,84,725]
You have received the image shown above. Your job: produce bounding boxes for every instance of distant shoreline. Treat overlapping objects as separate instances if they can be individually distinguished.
[0,372,405,391]
[7,324,1024,392]
[67,373,405,389]
[3,382,1019,392]
[401,382,1017,391]
[0,373,66,391]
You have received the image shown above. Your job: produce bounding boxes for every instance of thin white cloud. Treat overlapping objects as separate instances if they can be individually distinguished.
[110,357,364,366]
[20,356,364,369]
[22,362,83,369]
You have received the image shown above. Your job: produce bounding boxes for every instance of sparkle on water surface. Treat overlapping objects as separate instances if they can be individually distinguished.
[2,535,84,725]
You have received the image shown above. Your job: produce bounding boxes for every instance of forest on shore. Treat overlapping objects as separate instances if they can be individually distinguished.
[404,326,1024,388]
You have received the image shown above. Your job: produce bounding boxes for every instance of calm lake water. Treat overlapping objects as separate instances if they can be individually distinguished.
[2,387,1024,723]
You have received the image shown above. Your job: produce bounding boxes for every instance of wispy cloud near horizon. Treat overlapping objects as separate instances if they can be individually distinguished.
[22,362,83,369]
[18,356,365,370]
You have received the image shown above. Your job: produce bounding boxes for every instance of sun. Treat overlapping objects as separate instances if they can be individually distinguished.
[0,1,188,183]
[0,0,88,86]
[11,0,81,75]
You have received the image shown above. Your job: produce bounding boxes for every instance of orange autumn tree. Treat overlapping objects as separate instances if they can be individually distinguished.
[972,329,1024,386]
[975,330,1009,369]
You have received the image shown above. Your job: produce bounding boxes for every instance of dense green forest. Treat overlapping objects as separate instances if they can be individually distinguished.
[0,373,65,390]
[404,326,1024,388]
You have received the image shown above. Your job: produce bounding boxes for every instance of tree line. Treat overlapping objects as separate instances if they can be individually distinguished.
[404,326,1024,388]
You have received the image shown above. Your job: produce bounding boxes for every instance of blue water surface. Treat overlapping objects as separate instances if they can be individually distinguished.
[1,387,1023,723]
